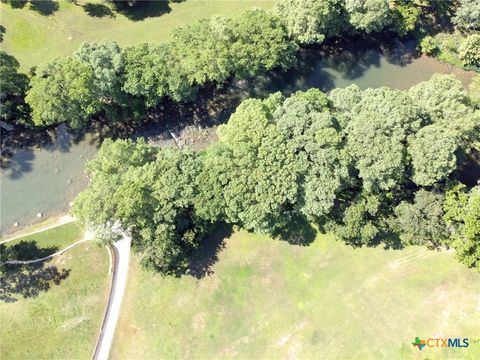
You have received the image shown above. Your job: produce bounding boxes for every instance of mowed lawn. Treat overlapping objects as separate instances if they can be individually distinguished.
[112,230,480,359]
[3,221,83,248]
[0,223,110,359]
[0,0,273,71]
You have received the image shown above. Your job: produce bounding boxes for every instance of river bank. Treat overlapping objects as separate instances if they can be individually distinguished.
[1,37,477,235]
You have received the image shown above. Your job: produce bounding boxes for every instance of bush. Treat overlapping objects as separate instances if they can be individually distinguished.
[458,34,480,67]
[420,36,438,55]
[469,75,480,108]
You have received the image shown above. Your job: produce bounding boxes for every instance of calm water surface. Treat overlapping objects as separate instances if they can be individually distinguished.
[1,40,475,234]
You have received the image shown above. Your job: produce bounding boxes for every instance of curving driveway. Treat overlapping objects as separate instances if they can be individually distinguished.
[93,234,132,360]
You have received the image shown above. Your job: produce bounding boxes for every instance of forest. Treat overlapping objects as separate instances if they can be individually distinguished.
[72,75,480,274]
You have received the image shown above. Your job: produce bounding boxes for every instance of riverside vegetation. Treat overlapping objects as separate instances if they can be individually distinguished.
[72,75,480,275]
[3,0,479,130]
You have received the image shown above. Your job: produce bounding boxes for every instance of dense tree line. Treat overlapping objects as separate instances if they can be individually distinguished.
[25,9,297,128]
[73,74,480,274]
[0,51,29,126]
[9,0,452,129]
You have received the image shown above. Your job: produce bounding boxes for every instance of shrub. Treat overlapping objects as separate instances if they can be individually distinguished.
[458,34,480,67]
[469,75,480,108]
[420,36,438,55]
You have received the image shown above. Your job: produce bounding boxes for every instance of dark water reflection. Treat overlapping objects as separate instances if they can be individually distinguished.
[0,38,476,234]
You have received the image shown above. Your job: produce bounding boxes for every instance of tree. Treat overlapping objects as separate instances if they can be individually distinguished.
[444,185,480,270]
[328,84,362,128]
[273,0,348,44]
[391,1,421,36]
[72,138,210,274]
[170,17,232,86]
[272,90,350,220]
[419,36,438,55]
[227,9,298,79]
[345,0,392,33]
[453,0,480,31]
[197,98,300,233]
[345,88,423,192]
[0,51,30,125]
[458,34,480,68]
[393,190,448,248]
[122,43,173,107]
[408,125,458,186]
[74,40,143,121]
[74,41,124,98]
[25,58,100,128]
[408,74,467,122]
[336,194,381,247]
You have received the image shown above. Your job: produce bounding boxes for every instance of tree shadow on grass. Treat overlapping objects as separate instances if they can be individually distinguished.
[0,241,70,303]
[1,0,28,9]
[83,2,115,18]
[29,0,59,16]
[1,240,58,261]
[0,25,5,42]
[110,0,171,21]
[271,214,316,246]
[186,223,232,279]
[0,264,70,302]
[369,231,404,251]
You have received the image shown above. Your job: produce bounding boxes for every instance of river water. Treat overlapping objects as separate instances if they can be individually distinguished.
[0,39,475,234]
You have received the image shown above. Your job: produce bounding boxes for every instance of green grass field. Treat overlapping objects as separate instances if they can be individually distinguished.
[0,0,273,71]
[112,230,480,359]
[0,223,110,359]
[3,221,83,248]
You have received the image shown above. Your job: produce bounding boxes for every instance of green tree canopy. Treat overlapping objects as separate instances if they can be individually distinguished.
[274,0,348,44]
[393,190,448,248]
[458,34,480,68]
[272,89,350,220]
[0,51,29,125]
[26,58,100,128]
[227,9,298,79]
[453,0,480,31]
[408,74,468,122]
[408,125,459,186]
[198,98,300,233]
[345,87,423,192]
[72,139,210,274]
[469,75,480,108]
[345,0,392,33]
[444,185,480,270]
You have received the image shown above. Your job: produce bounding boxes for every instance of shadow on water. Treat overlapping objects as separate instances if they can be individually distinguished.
[186,223,232,279]
[0,241,70,302]
[0,123,91,179]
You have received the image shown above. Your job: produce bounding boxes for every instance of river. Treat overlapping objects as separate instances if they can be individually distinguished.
[0,39,476,234]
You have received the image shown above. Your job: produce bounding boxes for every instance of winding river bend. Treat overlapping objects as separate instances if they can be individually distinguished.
[1,39,475,234]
